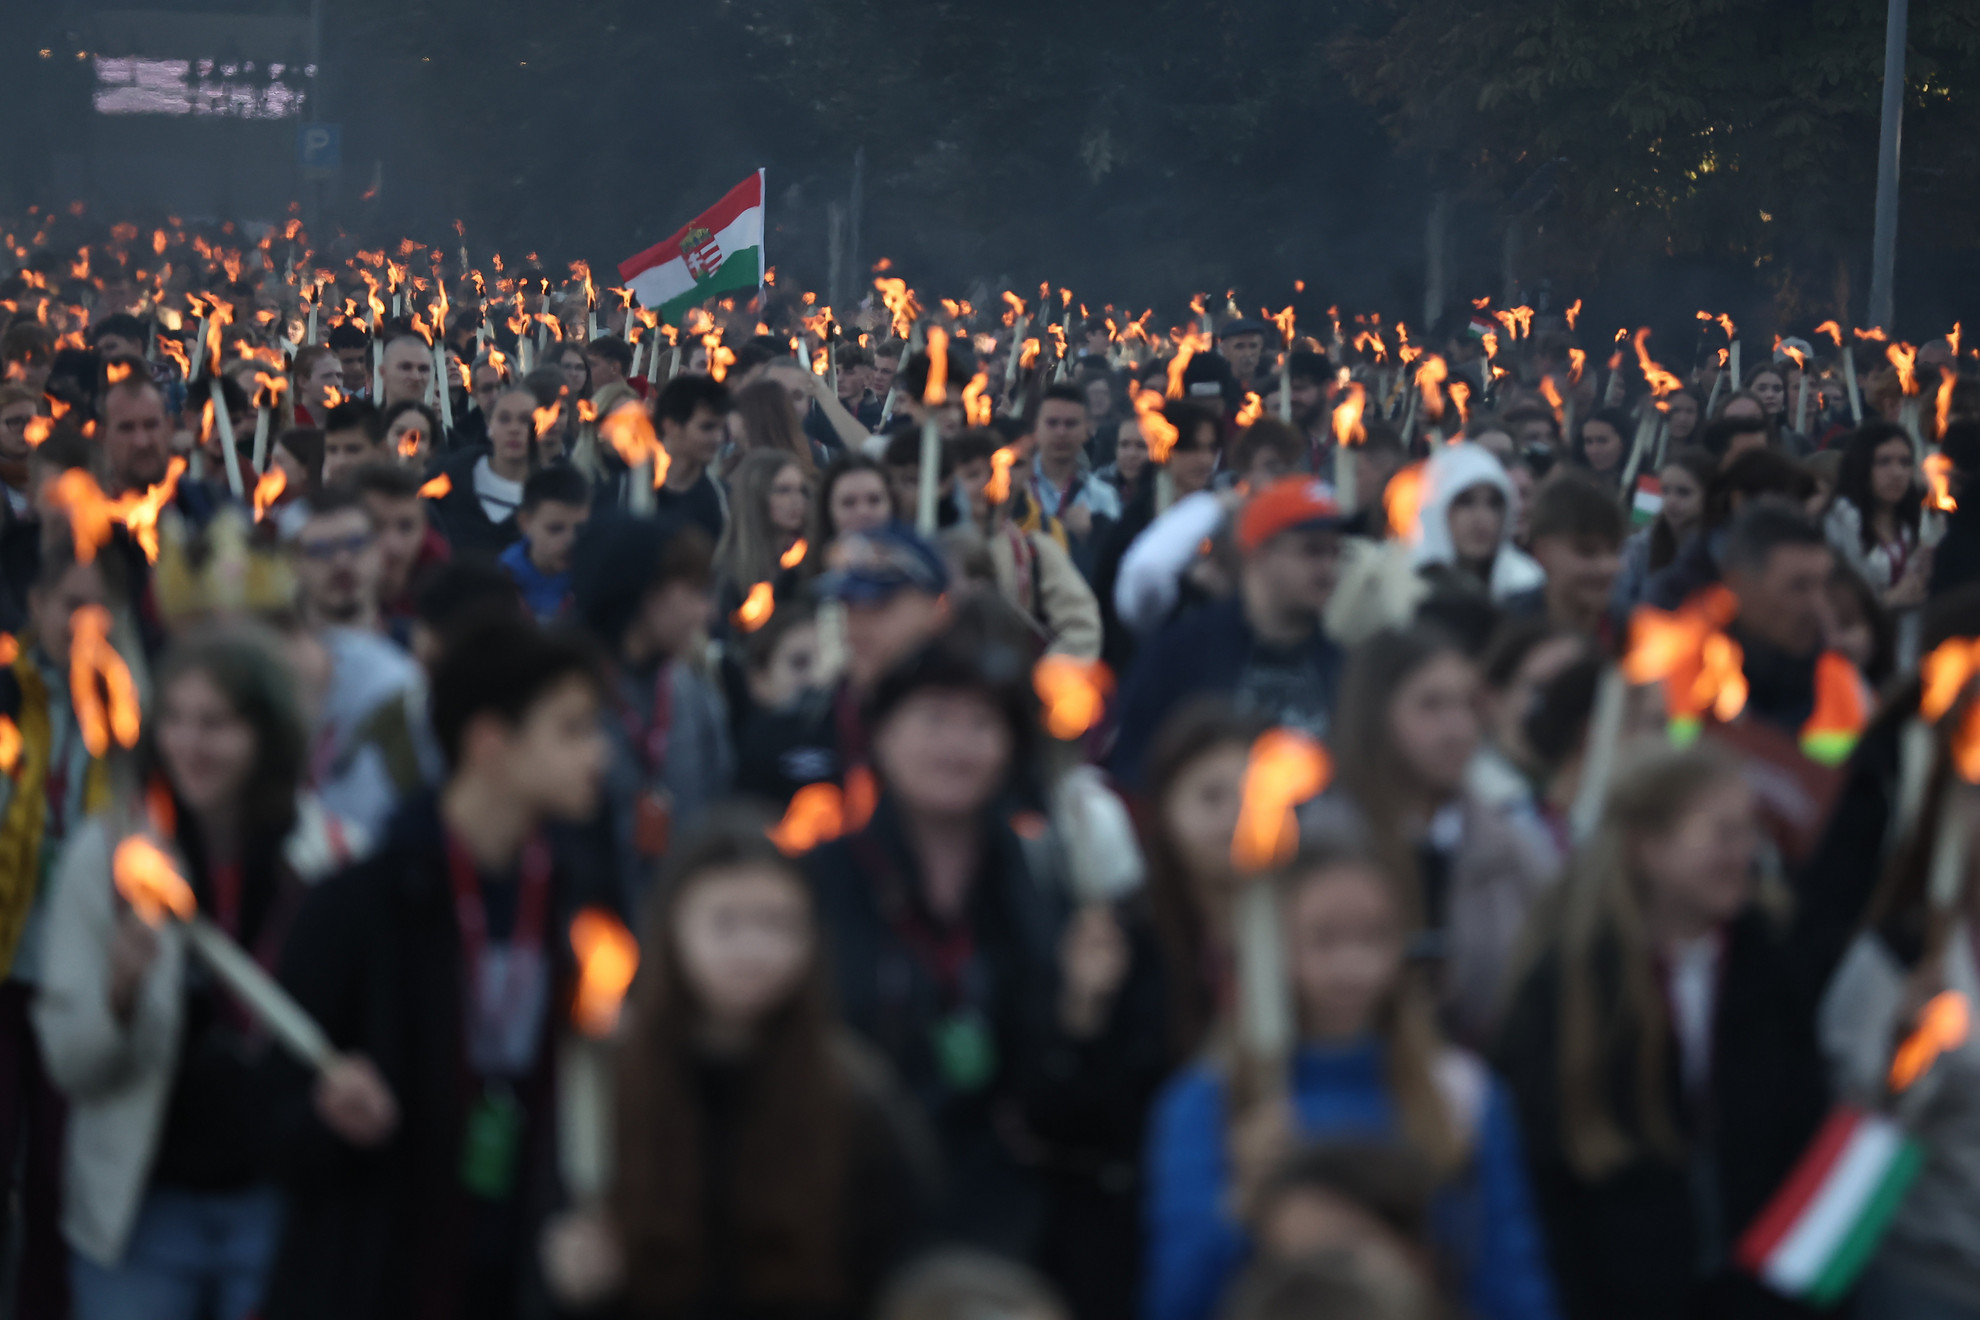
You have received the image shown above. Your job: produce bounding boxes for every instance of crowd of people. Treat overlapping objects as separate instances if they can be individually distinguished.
[1,206,1980,1320]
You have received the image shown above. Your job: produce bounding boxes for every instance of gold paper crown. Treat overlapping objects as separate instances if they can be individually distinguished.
[152,506,297,624]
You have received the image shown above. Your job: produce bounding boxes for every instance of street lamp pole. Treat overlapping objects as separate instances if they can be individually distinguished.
[1866,0,1908,332]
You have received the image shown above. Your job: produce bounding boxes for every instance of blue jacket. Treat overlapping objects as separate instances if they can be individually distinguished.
[499,539,571,622]
[1110,597,1343,790]
[1143,1038,1558,1320]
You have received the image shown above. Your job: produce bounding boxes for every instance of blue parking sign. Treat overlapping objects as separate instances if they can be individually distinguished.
[299,124,340,178]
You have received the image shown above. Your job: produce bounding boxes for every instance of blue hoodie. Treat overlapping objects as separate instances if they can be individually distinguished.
[1143,1037,1558,1320]
[500,539,572,622]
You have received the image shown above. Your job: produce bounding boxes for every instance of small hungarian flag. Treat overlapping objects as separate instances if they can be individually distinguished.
[618,170,765,326]
[1631,475,1663,526]
[1736,1106,1923,1306]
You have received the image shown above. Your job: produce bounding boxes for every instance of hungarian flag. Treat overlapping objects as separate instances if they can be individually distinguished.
[1631,474,1663,526]
[1736,1106,1923,1306]
[618,170,765,326]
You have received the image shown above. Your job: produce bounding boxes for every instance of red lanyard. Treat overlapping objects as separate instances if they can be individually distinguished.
[622,665,674,775]
[444,831,553,1023]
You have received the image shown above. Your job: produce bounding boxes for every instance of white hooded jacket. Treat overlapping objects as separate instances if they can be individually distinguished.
[1408,442,1545,601]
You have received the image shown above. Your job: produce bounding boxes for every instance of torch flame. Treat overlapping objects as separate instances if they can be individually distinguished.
[112,835,196,928]
[46,459,186,565]
[24,417,53,448]
[961,371,993,426]
[1236,392,1263,426]
[769,781,853,856]
[1332,383,1367,448]
[253,467,286,522]
[1925,454,1957,514]
[1384,459,1426,541]
[599,404,669,488]
[105,361,132,384]
[1889,342,1919,396]
[69,605,141,758]
[0,715,17,773]
[1447,380,1470,426]
[1567,348,1587,384]
[780,539,808,570]
[986,446,1020,503]
[1416,355,1449,420]
[1032,657,1114,740]
[1632,328,1684,395]
[1565,299,1582,331]
[1815,321,1843,348]
[1231,729,1332,871]
[923,327,949,406]
[532,402,562,437]
[419,473,452,499]
[1891,991,1970,1092]
[732,581,775,633]
[1133,390,1180,463]
[569,907,639,1038]
[1937,369,1958,442]
[1622,586,1748,724]
[1166,338,1197,400]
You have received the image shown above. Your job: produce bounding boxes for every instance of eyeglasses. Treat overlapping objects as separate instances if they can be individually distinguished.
[298,531,373,561]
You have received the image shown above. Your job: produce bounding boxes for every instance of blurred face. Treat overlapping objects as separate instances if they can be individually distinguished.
[844,589,945,691]
[1290,375,1324,425]
[748,621,820,711]
[489,391,536,466]
[1170,423,1221,494]
[1534,533,1622,624]
[472,362,504,398]
[1114,425,1149,483]
[1665,392,1700,439]
[1489,636,1583,771]
[1636,777,1758,935]
[1749,371,1786,414]
[829,470,892,536]
[27,561,107,668]
[519,498,587,575]
[296,507,381,625]
[0,398,34,463]
[871,354,899,398]
[493,675,609,822]
[1870,436,1915,510]
[1446,484,1506,565]
[1222,333,1265,381]
[586,352,623,386]
[1472,428,1515,464]
[662,403,727,468]
[1720,397,1766,427]
[1827,579,1876,674]
[6,355,49,393]
[1248,527,1341,622]
[675,864,814,1035]
[157,670,257,819]
[385,410,430,465]
[321,426,381,487]
[1729,542,1833,656]
[1659,464,1705,535]
[1388,652,1480,799]
[765,365,812,422]
[102,385,171,491]
[306,354,343,408]
[1580,420,1624,473]
[632,579,712,661]
[1161,741,1248,900]
[874,688,1013,820]
[362,493,426,602]
[380,338,432,407]
[885,463,920,522]
[1286,863,1403,1041]
[1511,416,1557,452]
[560,348,588,397]
[1036,397,1089,465]
[1084,377,1113,419]
[95,333,143,361]
[766,462,809,536]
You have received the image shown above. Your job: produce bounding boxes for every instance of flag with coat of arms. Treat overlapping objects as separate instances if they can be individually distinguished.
[618,170,765,326]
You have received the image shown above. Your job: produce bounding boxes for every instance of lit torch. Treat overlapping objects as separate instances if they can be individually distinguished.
[559,907,639,1202]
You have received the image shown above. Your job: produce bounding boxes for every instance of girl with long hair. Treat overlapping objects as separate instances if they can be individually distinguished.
[35,627,358,1320]
[1826,421,1930,610]
[1139,701,1273,1062]
[1320,627,1558,1047]
[541,811,934,1318]
[1144,842,1557,1320]
[815,455,894,543]
[1495,744,1829,1320]
[1569,409,1632,493]
[731,378,822,479]
[1612,447,1715,613]
[715,450,814,609]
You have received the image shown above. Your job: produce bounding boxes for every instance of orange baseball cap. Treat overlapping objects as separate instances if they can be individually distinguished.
[1236,477,1343,554]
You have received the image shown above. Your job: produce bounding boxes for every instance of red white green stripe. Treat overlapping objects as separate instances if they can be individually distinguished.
[1631,475,1663,526]
[618,170,765,326]
[1736,1106,1923,1306]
